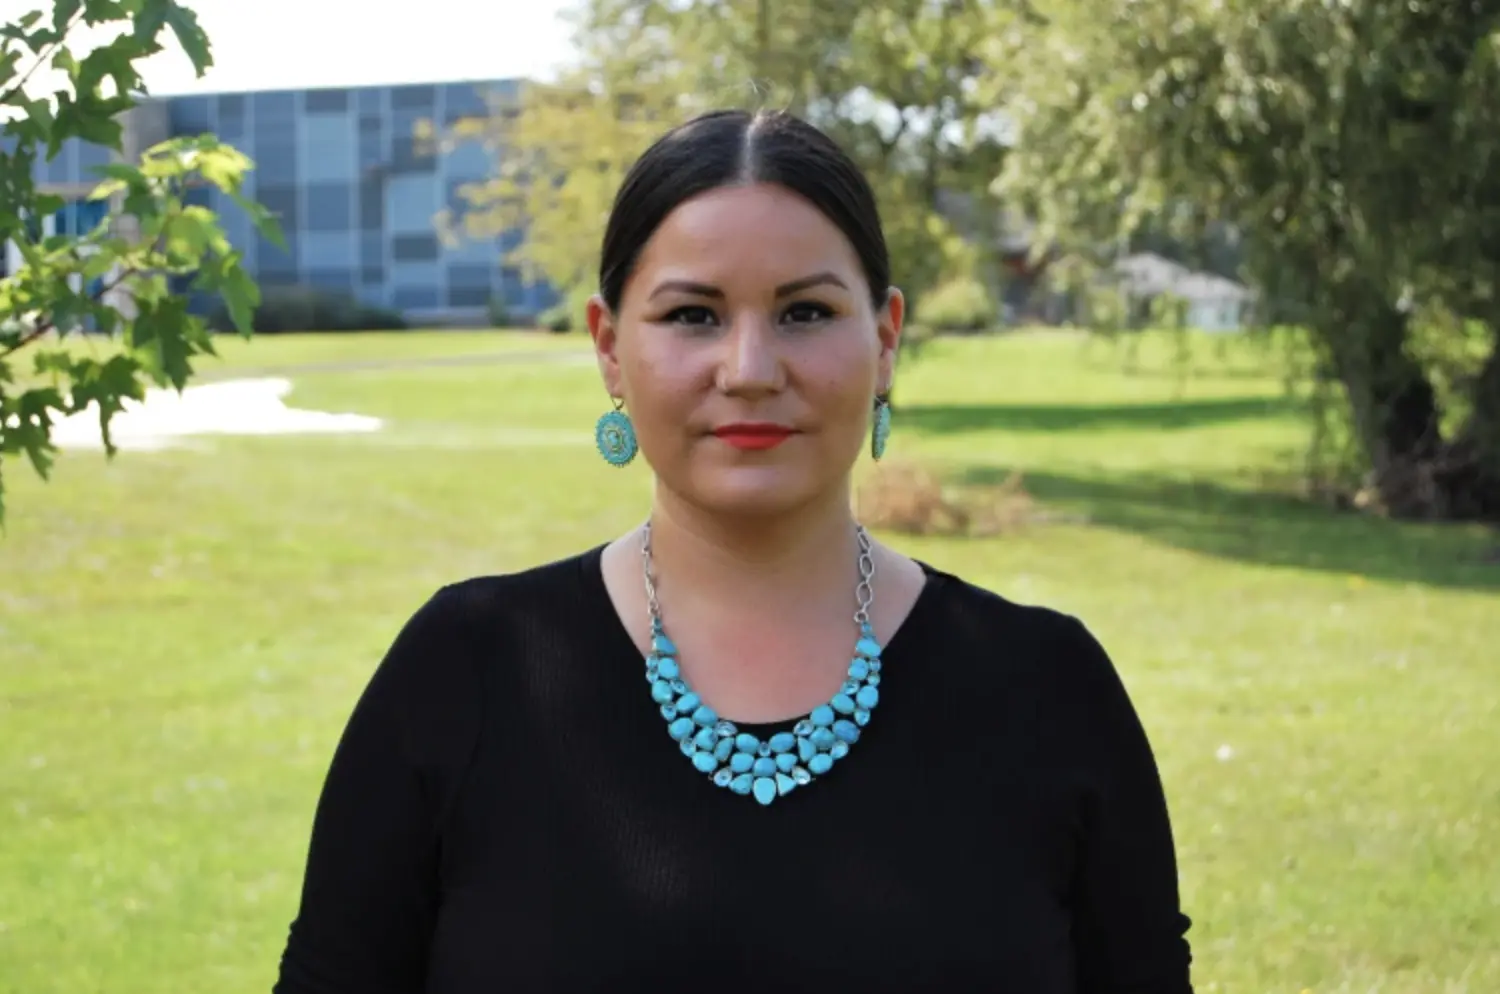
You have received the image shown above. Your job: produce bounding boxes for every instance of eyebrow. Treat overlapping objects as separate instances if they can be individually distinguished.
[647,271,850,300]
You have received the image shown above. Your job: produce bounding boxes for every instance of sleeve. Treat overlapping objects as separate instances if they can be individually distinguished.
[273,586,482,994]
[1060,617,1194,994]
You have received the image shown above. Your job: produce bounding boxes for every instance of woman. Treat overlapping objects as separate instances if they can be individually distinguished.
[274,109,1194,993]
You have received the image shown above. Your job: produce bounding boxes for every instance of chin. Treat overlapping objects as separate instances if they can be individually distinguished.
[684,468,832,518]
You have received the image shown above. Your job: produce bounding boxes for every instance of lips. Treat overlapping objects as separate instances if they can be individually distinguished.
[712,423,796,451]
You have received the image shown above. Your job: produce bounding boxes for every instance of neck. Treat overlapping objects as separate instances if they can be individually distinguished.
[644,483,862,612]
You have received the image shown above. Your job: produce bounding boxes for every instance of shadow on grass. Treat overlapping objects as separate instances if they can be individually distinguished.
[900,397,1300,435]
[961,466,1500,592]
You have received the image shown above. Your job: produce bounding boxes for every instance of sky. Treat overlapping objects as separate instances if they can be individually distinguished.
[2,0,580,95]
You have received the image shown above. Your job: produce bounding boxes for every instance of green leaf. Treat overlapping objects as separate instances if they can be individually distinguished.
[53,0,84,31]
[229,191,285,248]
[162,1,212,75]
[219,262,260,336]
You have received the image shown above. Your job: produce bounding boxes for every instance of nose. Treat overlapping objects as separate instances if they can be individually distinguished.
[717,312,785,397]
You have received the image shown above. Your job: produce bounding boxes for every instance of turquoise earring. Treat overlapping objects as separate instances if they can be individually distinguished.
[595,397,638,467]
[871,394,892,461]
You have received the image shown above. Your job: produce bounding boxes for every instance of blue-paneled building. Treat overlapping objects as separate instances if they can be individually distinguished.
[26,79,556,324]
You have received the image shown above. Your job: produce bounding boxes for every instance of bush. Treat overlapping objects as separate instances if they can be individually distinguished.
[915,277,997,333]
[536,303,572,332]
[209,286,408,334]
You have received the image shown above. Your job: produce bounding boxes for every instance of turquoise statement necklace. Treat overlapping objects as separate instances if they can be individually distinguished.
[640,522,882,806]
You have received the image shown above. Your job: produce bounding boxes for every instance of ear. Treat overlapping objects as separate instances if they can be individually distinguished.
[586,294,624,399]
[875,286,905,394]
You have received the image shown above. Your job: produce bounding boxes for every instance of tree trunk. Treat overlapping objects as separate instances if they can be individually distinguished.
[1434,339,1500,522]
[1323,295,1447,518]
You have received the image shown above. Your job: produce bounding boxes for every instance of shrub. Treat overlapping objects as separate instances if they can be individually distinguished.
[209,286,408,334]
[915,277,997,333]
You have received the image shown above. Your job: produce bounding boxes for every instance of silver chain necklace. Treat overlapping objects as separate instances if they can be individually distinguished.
[638,521,883,806]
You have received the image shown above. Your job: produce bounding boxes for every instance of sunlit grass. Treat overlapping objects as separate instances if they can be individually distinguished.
[1,328,1495,993]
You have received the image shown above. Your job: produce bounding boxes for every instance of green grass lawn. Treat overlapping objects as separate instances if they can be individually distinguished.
[1,329,1496,993]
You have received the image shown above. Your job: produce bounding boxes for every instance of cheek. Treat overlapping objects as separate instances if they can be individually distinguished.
[622,340,701,417]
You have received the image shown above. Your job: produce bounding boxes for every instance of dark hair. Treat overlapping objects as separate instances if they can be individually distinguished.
[598,109,890,312]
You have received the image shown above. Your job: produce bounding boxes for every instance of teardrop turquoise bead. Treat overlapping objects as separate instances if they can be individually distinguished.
[714,737,735,762]
[675,692,700,714]
[810,705,835,727]
[856,686,879,710]
[830,740,850,760]
[775,753,797,773]
[692,705,717,727]
[808,754,833,775]
[730,752,754,774]
[691,750,717,773]
[693,728,717,751]
[833,720,860,744]
[752,778,777,805]
[831,694,855,715]
[668,717,695,741]
[653,634,677,655]
[810,728,836,751]
[855,637,881,658]
[651,681,675,705]
[769,732,796,754]
[775,773,796,796]
[656,657,680,680]
[753,757,777,777]
[848,659,870,681]
[730,774,754,795]
[797,737,817,763]
[735,733,760,754]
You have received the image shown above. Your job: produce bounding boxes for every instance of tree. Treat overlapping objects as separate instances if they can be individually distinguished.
[997,0,1500,520]
[0,0,278,525]
[441,0,1020,325]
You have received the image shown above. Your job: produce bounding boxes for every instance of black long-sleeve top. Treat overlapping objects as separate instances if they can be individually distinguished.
[273,547,1193,993]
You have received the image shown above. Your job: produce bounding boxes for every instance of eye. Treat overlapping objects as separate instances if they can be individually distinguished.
[663,305,719,327]
[782,301,835,326]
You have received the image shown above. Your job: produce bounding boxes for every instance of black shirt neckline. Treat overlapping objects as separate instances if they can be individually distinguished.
[579,541,947,735]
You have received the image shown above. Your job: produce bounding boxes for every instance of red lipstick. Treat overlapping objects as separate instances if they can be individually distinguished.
[712,422,795,451]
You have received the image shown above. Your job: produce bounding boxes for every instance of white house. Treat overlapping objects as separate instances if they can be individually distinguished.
[1112,252,1254,332]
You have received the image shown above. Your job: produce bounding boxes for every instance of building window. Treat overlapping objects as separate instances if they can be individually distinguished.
[393,285,438,310]
[361,265,384,285]
[446,285,491,307]
[255,141,299,185]
[390,85,436,112]
[447,263,492,290]
[257,185,300,232]
[305,182,353,231]
[252,91,296,120]
[304,88,350,114]
[358,180,383,230]
[307,268,355,294]
[360,231,383,269]
[392,234,438,261]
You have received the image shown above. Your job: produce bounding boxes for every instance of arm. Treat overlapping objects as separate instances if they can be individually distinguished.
[274,587,481,994]
[1062,618,1194,994]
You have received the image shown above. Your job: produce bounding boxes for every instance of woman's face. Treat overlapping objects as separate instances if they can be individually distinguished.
[589,182,904,518]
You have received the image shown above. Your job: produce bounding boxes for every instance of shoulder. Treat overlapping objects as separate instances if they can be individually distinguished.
[367,546,609,732]
[410,545,607,638]
[920,563,1109,671]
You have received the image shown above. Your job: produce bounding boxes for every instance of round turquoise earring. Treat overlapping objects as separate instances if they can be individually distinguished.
[871,394,892,461]
[595,398,638,467]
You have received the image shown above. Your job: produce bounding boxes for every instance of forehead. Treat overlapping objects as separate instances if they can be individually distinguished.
[628,183,866,295]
